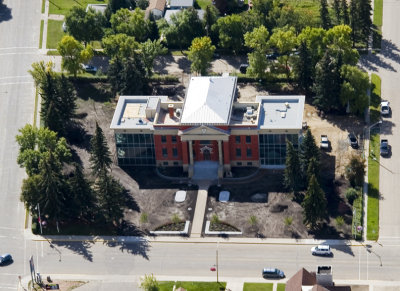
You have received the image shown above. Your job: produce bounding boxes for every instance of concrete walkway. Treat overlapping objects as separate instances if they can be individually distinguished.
[190,181,210,238]
[39,0,49,52]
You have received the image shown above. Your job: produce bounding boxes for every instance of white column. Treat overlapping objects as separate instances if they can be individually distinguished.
[189,140,194,165]
[218,140,223,166]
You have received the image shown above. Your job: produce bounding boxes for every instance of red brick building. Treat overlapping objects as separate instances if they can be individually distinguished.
[110,76,305,178]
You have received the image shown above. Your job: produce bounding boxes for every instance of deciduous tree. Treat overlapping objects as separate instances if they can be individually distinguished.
[345,155,365,187]
[140,39,168,76]
[102,33,139,59]
[340,65,369,115]
[244,25,270,78]
[212,14,244,53]
[187,36,215,75]
[105,0,135,19]
[110,8,149,42]
[57,35,94,77]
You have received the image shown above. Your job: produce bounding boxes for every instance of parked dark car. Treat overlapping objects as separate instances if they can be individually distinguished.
[262,268,285,279]
[82,64,98,73]
[380,139,390,156]
[348,133,359,149]
[239,64,249,74]
[0,254,12,265]
[266,52,279,60]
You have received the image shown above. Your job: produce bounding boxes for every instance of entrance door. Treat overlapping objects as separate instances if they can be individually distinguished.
[203,149,211,160]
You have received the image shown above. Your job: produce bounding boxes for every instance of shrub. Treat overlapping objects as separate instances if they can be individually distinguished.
[336,216,345,227]
[140,212,148,224]
[345,187,360,205]
[284,216,293,227]
[211,213,220,224]
[171,213,181,224]
[248,215,258,226]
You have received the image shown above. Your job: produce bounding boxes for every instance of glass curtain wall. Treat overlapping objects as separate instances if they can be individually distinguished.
[115,133,155,165]
[259,134,298,166]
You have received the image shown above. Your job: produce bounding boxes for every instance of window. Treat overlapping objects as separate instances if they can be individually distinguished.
[236,148,241,157]
[235,136,241,143]
[161,135,167,143]
[247,148,252,157]
[173,161,179,166]
[163,161,168,166]
[247,162,252,166]
[162,148,168,157]
[116,134,155,166]
[171,136,177,143]
[172,148,178,157]
[246,136,251,143]
[237,162,242,166]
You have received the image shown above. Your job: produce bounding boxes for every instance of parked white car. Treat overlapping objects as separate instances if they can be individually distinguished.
[311,245,332,256]
[320,135,329,150]
[381,101,390,116]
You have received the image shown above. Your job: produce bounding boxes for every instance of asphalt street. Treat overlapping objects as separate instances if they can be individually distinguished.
[377,0,400,245]
[0,0,42,289]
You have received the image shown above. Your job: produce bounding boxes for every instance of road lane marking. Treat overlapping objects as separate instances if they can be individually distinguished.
[0,76,32,80]
[0,52,38,56]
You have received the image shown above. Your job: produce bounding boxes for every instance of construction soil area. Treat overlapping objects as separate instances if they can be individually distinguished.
[69,80,360,238]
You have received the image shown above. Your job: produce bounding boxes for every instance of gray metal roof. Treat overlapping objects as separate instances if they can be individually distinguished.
[256,95,305,130]
[164,9,204,23]
[86,4,107,13]
[180,76,237,125]
[169,0,194,7]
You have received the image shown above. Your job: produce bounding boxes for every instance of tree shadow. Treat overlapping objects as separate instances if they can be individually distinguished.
[50,240,94,262]
[380,39,400,65]
[359,48,397,73]
[0,2,12,23]
[177,57,191,73]
[72,81,112,102]
[153,55,177,74]
[101,235,150,260]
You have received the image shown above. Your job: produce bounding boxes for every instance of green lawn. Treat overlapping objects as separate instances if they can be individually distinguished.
[277,283,286,291]
[39,20,44,49]
[49,0,108,15]
[158,281,226,291]
[373,0,383,27]
[367,73,381,241]
[283,0,321,27]
[243,282,273,291]
[195,0,212,10]
[367,132,380,240]
[47,20,66,49]
[41,0,46,13]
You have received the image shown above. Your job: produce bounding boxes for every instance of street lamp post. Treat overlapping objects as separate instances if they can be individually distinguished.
[367,120,382,140]
[37,203,42,235]
[216,242,219,283]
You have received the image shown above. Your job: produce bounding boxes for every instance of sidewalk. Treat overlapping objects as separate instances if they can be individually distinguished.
[18,273,400,291]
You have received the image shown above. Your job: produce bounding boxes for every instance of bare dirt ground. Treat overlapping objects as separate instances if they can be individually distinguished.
[70,79,360,238]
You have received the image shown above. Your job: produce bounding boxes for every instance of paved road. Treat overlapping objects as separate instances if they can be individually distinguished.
[26,239,398,283]
[377,0,400,243]
[0,0,41,289]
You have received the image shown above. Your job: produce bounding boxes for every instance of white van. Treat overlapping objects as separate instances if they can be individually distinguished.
[311,245,332,256]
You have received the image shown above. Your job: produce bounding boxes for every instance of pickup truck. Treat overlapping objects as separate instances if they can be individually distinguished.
[320,135,329,149]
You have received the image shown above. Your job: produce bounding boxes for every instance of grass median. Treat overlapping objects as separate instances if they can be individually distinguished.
[243,283,273,291]
[277,283,286,291]
[47,20,66,49]
[367,73,381,241]
[49,0,108,15]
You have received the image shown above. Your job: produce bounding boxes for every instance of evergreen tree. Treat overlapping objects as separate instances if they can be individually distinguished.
[302,175,327,229]
[341,0,350,25]
[57,75,77,129]
[294,41,313,96]
[300,129,320,175]
[333,0,341,24]
[90,122,113,177]
[95,172,126,225]
[284,141,302,192]
[307,157,320,182]
[312,50,343,112]
[359,0,372,47]
[320,0,332,30]
[105,0,135,20]
[349,0,358,46]
[68,163,95,219]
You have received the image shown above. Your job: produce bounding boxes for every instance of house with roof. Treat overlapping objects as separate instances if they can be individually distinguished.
[286,267,351,291]
[146,0,166,19]
[110,76,305,178]
[85,4,107,14]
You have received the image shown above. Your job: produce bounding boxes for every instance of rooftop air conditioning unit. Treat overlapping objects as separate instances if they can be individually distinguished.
[285,102,290,108]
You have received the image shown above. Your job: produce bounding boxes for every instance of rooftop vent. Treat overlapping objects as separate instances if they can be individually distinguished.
[168,104,174,118]
[285,102,290,108]
[136,118,147,125]
[175,108,182,118]
[280,112,286,118]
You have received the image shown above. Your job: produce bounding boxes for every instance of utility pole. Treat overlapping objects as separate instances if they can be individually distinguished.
[216,242,219,282]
